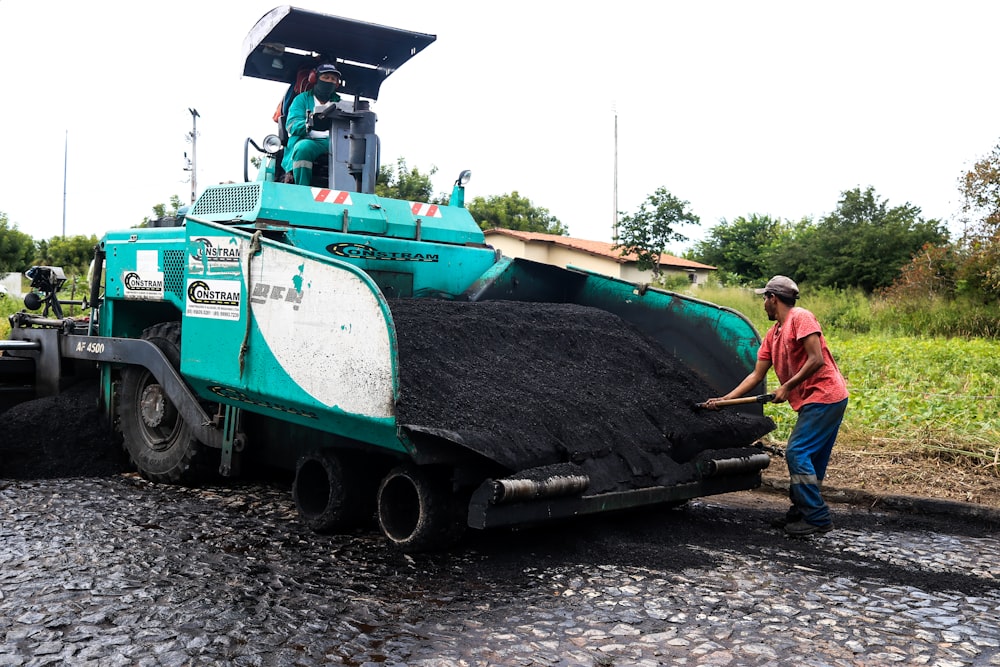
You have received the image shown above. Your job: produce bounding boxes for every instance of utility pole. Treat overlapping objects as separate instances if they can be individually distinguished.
[62,130,68,238]
[612,106,618,242]
[187,108,200,204]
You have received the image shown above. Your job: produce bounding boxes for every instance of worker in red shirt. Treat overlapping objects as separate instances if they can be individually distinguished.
[704,276,849,535]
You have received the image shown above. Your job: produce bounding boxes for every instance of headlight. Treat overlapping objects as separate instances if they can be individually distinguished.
[263,134,282,155]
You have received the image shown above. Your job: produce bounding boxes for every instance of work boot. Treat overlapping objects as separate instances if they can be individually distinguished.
[770,506,803,529]
[784,519,833,536]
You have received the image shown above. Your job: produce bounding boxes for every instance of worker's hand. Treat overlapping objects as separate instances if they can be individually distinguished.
[305,112,314,130]
[700,397,725,410]
[772,385,789,404]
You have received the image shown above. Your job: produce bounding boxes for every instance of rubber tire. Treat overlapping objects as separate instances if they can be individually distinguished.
[292,450,373,532]
[376,465,464,553]
[118,322,211,484]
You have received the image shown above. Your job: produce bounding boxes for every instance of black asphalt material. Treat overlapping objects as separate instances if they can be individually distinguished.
[392,299,775,493]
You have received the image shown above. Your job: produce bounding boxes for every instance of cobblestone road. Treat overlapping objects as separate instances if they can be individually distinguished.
[1,475,997,666]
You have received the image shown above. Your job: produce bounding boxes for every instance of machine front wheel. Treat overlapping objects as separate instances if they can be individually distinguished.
[118,322,212,484]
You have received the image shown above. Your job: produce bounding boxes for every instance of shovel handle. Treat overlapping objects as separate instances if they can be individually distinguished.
[695,393,775,409]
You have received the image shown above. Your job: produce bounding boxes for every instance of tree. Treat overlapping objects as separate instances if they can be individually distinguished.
[0,212,37,275]
[143,195,185,227]
[36,235,100,276]
[880,242,962,302]
[690,214,781,284]
[957,140,1000,296]
[467,191,568,235]
[613,187,699,279]
[376,158,441,203]
[807,187,948,293]
[960,141,1000,229]
[764,217,820,285]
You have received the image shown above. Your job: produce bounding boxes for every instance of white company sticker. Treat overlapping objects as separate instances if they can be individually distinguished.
[122,271,165,300]
[185,278,242,320]
[188,236,242,272]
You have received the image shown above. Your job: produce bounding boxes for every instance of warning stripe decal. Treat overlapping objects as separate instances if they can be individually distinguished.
[410,203,442,218]
[311,188,352,205]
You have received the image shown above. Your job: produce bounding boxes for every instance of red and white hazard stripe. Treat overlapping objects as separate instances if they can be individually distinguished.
[311,188,353,205]
[410,202,442,218]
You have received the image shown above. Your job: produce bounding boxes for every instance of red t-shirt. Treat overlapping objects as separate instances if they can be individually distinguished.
[758,307,848,411]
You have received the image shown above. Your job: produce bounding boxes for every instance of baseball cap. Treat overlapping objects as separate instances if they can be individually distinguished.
[754,275,799,299]
[315,63,342,78]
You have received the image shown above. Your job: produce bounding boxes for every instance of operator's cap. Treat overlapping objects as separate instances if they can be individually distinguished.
[315,63,342,78]
[755,275,799,300]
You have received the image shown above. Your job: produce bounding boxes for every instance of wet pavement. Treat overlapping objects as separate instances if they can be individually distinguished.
[1,475,998,666]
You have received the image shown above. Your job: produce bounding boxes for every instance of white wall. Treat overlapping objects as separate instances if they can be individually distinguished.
[1,272,22,297]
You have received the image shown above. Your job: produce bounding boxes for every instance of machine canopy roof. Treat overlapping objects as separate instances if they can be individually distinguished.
[242,5,436,101]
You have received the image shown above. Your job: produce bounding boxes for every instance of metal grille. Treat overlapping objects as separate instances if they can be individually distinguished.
[163,250,186,299]
[191,183,261,217]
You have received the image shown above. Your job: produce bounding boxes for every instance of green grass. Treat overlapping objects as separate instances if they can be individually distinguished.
[0,295,19,339]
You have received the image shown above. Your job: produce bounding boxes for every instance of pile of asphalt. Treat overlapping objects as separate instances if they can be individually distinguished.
[392,299,774,494]
[0,381,128,479]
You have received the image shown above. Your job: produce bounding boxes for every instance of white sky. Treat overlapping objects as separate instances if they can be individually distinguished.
[1,1,997,252]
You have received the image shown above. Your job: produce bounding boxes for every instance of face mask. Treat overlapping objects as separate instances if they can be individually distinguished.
[314,81,337,102]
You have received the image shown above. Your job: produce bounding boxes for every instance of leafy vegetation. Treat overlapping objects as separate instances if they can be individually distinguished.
[0,286,22,338]
[35,235,100,277]
[142,195,186,227]
[467,191,567,235]
[613,186,699,279]
[690,214,779,285]
[376,158,441,203]
[954,141,1000,298]
[689,187,947,292]
[0,212,36,275]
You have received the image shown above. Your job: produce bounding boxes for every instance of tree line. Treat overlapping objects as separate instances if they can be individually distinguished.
[0,214,99,278]
[688,187,948,294]
[615,141,1000,302]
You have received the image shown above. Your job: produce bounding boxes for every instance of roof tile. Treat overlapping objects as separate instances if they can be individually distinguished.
[484,229,716,270]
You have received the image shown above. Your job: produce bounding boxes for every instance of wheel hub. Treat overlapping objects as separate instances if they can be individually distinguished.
[139,384,167,428]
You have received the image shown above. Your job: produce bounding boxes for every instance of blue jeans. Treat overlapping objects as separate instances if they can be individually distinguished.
[786,398,848,526]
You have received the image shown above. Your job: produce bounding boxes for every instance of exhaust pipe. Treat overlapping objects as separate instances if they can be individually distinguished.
[490,474,590,504]
[702,452,771,477]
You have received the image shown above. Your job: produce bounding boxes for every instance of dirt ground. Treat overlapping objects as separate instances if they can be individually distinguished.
[764,441,1000,508]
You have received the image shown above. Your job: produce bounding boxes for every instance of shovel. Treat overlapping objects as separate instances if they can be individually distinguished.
[694,393,775,410]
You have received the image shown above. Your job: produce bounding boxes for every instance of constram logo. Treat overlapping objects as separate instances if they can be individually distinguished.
[187,280,241,306]
[327,242,439,262]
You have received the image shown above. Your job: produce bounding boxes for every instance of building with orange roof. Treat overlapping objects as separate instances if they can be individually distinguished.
[483,229,716,286]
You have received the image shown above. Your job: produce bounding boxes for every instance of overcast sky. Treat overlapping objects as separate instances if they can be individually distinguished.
[1,1,997,252]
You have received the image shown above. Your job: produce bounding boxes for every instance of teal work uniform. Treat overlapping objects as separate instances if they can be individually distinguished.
[282,90,341,186]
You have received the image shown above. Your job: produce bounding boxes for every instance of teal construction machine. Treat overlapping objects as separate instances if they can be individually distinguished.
[0,6,774,551]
